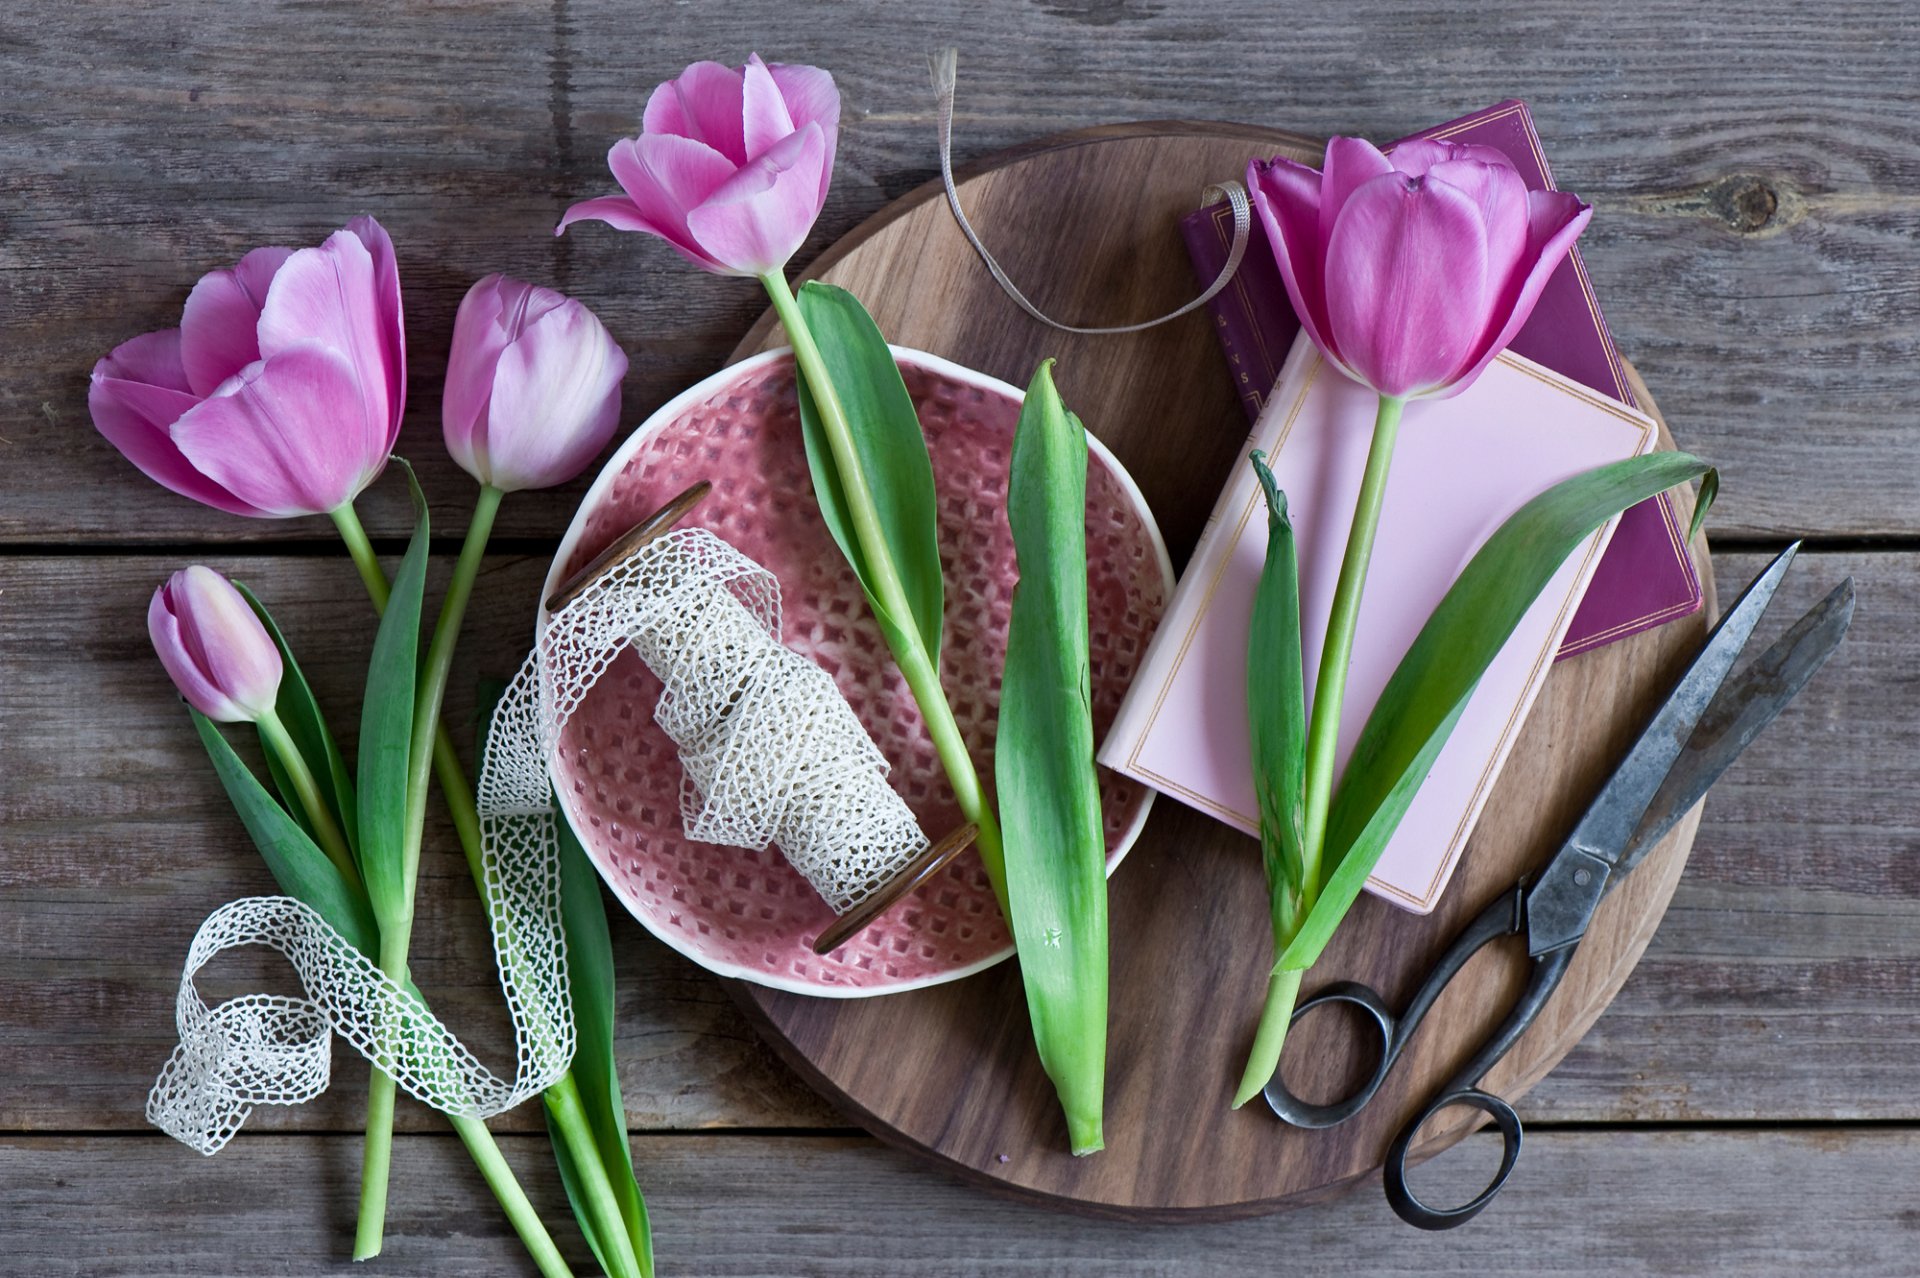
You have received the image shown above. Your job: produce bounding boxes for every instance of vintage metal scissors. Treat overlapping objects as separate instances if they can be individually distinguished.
[1263,542,1854,1229]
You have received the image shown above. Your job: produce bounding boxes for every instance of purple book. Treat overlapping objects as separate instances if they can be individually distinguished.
[1181,100,1702,660]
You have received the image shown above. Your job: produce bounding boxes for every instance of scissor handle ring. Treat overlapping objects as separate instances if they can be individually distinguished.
[1262,980,1398,1129]
[1383,1087,1524,1230]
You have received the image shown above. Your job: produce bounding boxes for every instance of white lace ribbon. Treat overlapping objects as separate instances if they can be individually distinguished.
[149,525,926,1153]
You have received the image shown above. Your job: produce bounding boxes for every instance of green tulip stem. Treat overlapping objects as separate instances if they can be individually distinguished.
[255,706,360,893]
[448,1114,576,1278]
[545,1074,646,1278]
[352,485,502,1262]
[1233,393,1405,1109]
[331,500,392,611]
[1300,393,1404,874]
[759,268,1008,911]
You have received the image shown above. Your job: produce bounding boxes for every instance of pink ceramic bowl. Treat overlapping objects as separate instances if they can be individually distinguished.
[542,347,1172,996]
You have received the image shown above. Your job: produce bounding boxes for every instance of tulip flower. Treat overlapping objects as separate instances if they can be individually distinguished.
[1248,136,1591,402]
[442,275,628,494]
[557,53,838,277]
[89,216,407,520]
[1231,138,1594,1106]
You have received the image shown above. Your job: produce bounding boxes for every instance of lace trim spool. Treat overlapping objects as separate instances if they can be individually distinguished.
[545,483,976,954]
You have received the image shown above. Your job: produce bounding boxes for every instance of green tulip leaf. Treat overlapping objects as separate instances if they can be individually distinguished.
[236,581,360,863]
[355,463,430,924]
[995,360,1108,1156]
[793,281,945,669]
[1689,467,1720,543]
[1247,452,1309,944]
[1277,450,1713,972]
[190,709,378,957]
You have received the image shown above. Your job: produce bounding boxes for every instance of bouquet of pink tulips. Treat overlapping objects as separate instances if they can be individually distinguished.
[95,227,650,1277]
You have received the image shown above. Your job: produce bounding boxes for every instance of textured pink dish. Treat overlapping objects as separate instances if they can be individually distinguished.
[543,348,1173,996]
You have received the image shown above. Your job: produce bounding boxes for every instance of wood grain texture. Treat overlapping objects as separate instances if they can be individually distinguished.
[11,1129,1920,1276]
[2,0,1914,1265]
[3,0,1916,543]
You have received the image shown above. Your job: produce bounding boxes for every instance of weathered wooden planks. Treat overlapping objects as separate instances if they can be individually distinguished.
[0,550,1903,1135]
[9,1128,1920,1275]
[3,0,1917,544]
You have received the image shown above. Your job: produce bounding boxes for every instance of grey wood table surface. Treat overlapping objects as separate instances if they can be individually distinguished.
[3,1,1914,1273]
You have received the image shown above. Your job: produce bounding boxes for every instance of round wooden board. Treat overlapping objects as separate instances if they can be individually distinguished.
[724,122,1716,1219]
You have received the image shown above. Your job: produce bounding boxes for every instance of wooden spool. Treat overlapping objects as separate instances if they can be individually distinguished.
[546,480,979,956]
[725,122,1715,1218]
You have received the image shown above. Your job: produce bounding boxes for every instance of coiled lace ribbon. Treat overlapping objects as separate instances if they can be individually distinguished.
[930,47,1251,335]
[149,525,924,1152]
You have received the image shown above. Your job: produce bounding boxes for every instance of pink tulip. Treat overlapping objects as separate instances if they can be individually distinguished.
[89,216,407,517]
[149,566,284,724]
[556,53,839,277]
[441,276,628,493]
[1248,137,1592,401]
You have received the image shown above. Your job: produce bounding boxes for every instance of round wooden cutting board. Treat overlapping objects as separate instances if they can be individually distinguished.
[725,122,1715,1219]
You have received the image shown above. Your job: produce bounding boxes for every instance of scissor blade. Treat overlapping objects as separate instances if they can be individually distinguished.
[1619,576,1854,871]
[1562,542,1800,868]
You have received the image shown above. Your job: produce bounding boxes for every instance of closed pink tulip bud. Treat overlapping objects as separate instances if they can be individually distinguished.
[557,53,839,277]
[1248,137,1592,401]
[441,276,628,493]
[148,566,284,723]
[89,216,407,517]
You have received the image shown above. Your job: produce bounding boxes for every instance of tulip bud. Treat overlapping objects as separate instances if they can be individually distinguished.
[1248,136,1592,401]
[441,276,628,493]
[148,566,284,723]
[557,53,839,278]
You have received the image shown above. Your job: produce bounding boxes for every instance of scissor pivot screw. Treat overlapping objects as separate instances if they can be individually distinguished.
[1574,868,1592,887]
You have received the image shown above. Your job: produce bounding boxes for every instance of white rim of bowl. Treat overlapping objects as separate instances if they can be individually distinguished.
[540,345,1175,998]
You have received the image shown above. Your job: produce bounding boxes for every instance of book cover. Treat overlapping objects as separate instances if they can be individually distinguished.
[1180,100,1701,660]
[1098,332,1658,913]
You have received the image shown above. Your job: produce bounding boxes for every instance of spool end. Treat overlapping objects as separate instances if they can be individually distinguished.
[545,481,713,614]
[812,824,978,956]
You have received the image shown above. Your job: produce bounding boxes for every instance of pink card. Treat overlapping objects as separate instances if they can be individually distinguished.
[1098,333,1657,913]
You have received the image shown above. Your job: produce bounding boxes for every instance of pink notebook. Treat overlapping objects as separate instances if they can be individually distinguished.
[1098,333,1658,913]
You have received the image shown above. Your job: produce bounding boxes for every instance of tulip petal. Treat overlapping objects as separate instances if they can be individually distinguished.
[1436,191,1593,399]
[179,245,294,397]
[768,60,839,205]
[643,60,748,165]
[256,230,394,440]
[557,194,661,234]
[98,327,193,393]
[1389,138,1517,178]
[1249,156,1349,377]
[171,347,389,516]
[442,275,516,468]
[346,215,407,449]
[685,122,827,276]
[741,53,797,161]
[150,583,248,723]
[90,347,269,518]
[1318,136,1396,244]
[614,133,738,246]
[1426,159,1529,277]
[1324,171,1491,399]
[481,300,629,492]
